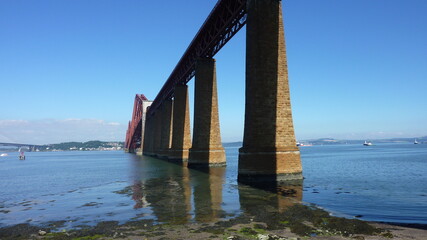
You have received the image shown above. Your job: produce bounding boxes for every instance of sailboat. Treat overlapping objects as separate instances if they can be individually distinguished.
[414,139,419,144]
[18,147,26,160]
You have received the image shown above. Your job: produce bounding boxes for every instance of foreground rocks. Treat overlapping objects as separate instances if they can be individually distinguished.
[1,204,426,240]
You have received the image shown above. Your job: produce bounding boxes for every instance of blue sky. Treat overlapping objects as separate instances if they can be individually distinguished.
[1,0,426,144]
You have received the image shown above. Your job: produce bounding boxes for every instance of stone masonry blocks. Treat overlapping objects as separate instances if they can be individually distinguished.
[188,58,226,167]
[159,99,173,158]
[152,111,162,156]
[238,0,302,182]
[169,85,192,161]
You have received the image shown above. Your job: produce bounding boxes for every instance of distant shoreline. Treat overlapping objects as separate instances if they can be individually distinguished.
[2,138,425,153]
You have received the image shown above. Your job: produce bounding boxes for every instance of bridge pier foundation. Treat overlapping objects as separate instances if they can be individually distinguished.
[188,58,226,167]
[238,0,302,183]
[136,148,143,155]
[169,85,192,162]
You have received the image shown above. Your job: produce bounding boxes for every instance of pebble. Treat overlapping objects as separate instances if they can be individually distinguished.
[257,234,270,240]
[38,230,47,236]
[256,234,292,240]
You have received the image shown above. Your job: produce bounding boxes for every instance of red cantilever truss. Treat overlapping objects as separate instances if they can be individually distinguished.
[125,94,148,150]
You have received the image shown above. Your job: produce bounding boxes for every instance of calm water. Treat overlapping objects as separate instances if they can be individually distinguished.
[0,143,426,228]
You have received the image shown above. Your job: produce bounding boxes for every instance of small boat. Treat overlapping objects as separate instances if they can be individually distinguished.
[19,151,25,160]
[0,153,8,157]
[363,141,372,146]
[414,139,419,144]
[297,142,313,147]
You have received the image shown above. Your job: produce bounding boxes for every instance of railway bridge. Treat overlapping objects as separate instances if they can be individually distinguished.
[0,142,42,152]
[125,0,302,183]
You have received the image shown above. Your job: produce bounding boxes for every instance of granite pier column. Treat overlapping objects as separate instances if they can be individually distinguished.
[152,111,162,156]
[143,115,155,156]
[136,115,145,156]
[169,85,192,161]
[188,58,226,167]
[159,99,173,158]
[238,0,302,183]
[139,101,152,155]
[142,117,150,155]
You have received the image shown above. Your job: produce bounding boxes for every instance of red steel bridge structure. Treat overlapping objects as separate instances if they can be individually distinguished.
[125,0,246,151]
[125,94,148,152]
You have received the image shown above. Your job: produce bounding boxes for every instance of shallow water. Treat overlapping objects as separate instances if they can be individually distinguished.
[0,143,426,228]
[301,143,427,224]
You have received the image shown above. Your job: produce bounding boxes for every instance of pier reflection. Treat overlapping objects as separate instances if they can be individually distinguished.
[130,157,192,224]
[190,167,226,222]
[130,156,302,224]
[238,182,303,217]
[131,181,145,209]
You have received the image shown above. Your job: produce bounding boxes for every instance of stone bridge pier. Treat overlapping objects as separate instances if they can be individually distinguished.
[188,58,226,167]
[238,0,302,183]
[169,84,192,162]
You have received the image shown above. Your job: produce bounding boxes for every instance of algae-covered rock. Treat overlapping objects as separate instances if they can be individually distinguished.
[319,217,380,236]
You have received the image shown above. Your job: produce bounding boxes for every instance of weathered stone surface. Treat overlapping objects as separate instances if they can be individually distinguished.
[189,58,226,167]
[140,100,152,154]
[169,85,192,161]
[143,115,154,156]
[136,148,143,156]
[159,99,173,158]
[152,111,162,156]
[239,0,302,182]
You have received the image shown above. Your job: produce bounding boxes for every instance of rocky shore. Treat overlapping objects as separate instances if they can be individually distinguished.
[1,204,426,240]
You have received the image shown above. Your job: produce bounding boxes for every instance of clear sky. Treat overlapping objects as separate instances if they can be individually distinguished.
[1,0,426,144]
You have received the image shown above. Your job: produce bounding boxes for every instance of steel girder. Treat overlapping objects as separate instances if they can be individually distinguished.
[125,94,148,149]
[147,0,246,117]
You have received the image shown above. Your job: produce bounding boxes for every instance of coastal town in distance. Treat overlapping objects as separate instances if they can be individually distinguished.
[1,136,425,153]
[0,141,124,152]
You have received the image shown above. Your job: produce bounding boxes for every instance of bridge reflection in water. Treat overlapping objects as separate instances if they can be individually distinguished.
[128,152,302,224]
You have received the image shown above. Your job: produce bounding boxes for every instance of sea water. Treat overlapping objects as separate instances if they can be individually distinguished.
[0,143,426,228]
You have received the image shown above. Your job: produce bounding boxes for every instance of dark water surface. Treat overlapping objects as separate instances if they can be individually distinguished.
[0,143,426,228]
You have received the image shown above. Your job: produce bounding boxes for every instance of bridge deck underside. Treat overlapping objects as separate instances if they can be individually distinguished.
[148,0,246,116]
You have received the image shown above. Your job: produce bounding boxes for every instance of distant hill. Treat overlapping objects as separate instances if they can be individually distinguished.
[299,136,426,145]
[38,141,124,151]
[223,136,427,147]
[223,142,242,147]
[385,136,427,143]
